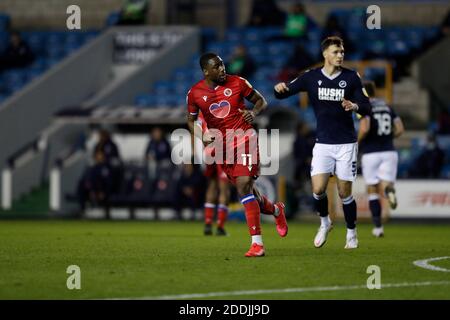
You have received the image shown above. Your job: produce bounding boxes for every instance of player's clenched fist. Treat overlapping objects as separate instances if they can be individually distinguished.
[202,131,215,146]
[274,82,290,93]
[239,109,256,123]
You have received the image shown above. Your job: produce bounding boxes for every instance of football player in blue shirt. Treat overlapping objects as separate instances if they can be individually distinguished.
[358,81,404,238]
[274,36,372,249]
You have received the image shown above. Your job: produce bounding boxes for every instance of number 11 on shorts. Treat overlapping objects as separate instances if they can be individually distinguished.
[241,153,253,171]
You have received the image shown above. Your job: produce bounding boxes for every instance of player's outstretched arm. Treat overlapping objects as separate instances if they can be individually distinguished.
[274,73,306,99]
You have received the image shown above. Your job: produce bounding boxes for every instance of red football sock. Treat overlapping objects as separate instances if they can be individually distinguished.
[217,204,228,228]
[240,194,261,236]
[259,195,275,215]
[204,203,215,225]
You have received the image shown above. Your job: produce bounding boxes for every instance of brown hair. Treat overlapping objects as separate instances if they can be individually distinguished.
[321,36,344,52]
[363,80,376,97]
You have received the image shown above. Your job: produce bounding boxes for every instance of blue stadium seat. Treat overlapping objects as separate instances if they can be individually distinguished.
[247,44,264,57]
[155,95,177,108]
[202,28,217,44]
[328,9,350,28]
[153,81,174,95]
[0,94,8,104]
[45,58,61,68]
[26,32,45,55]
[0,14,11,30]
[82,31,99,43]
[263,27,283,39]
[388,39,409,56]
[267,42,293,56]
[173,67,193,82]
[174,81,190,95]
[174,95,187,107]
[106,11,121,26]
[0,30,9,54]
[46,45,65,59]
[425,26,439,40]
[206,42,233,56]
[244,28,264,42]
[26,69,43,82]
[440,164,450,179]
[135,94,156,107]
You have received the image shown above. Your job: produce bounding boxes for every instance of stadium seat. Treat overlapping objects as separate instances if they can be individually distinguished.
[440,164,450,179]
[173,67,193,82]
[153,81,174,95]
[174,81,190,95]
[105,11,121,27]
[155,95,178,108]
[135,94,156,107]
[388,39,409,56]
[0,14,11,30]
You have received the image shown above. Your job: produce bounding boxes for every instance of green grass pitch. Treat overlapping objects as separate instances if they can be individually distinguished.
[0,220,449,299]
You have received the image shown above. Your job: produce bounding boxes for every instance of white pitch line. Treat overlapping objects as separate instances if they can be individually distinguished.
[413,256,450,272]
[109,281,450,300]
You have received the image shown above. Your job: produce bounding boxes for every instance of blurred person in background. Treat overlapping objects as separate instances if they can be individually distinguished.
[145,126,172,179]
[283,2,308,40]
[94,129,122,193]
[321,15,353,57]
[175,163,205,221]
[247,0,285,27]
[0,31,34,71]
[77,150,114,213]
[293,121,315,190]
[409,133,445,179]
[277,43,315,83]
[118,0,149,25]
[227,45,256,79]
[358,81,404,238]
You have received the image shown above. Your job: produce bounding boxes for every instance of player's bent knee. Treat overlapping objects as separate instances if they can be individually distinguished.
[338,191,352,199]
[312,186,327,195]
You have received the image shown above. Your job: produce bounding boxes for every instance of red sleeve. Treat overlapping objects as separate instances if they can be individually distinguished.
[238,77,254,98]
[187,89,199,116]
[197,112,209,133]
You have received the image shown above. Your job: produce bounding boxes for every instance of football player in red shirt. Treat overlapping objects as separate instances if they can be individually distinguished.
[187,53,288,257]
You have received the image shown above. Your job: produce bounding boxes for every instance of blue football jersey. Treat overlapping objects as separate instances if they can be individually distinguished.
[274,67,372,144]
[360,98,399,154]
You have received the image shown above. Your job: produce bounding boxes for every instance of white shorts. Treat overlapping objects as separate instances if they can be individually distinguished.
[310,143,358,182]
[361,151,398,185]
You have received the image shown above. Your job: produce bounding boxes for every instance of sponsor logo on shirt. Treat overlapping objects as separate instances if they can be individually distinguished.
[318,88,345,101]
[209,100,231,118]
[224,88,232,97]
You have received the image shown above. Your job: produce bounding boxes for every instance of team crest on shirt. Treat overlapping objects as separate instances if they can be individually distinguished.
[224,88,232,97]
[209,100,231,118]
[339,80,347,88]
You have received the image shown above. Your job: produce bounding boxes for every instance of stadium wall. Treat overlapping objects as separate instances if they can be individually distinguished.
[1,1,448,33]
[0,0,167,29]
[238,1,450,28]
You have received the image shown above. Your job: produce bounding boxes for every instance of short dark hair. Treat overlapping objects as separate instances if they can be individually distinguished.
[199,52,218,70]
[363,80,376,97]
[321,36,344,52]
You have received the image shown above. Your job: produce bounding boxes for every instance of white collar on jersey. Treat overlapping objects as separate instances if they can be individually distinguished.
[321,67,342,80]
